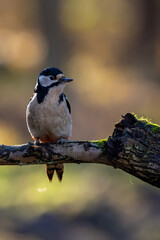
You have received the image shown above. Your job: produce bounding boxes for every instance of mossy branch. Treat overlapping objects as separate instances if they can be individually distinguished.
[0,113,160,188]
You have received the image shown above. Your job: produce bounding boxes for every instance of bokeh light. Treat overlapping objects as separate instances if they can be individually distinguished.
[0,29,48,69]
[0,0,160,239]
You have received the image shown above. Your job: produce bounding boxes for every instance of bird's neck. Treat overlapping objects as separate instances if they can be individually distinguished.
[35,82,65,104]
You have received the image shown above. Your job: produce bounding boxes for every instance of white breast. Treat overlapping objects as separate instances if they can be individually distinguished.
[26,88,72,141]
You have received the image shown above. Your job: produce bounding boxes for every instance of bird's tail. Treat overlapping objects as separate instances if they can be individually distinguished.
[45,163,64,182]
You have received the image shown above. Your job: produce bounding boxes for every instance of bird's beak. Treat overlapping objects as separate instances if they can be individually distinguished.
[59,76,73,83]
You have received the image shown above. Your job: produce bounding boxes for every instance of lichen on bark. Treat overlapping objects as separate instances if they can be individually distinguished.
[0,113,160,188]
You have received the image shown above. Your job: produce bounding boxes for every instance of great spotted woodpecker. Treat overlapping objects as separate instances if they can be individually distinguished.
[26,67,73,182]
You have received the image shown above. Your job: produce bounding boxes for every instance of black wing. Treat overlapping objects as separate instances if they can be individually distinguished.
[59,93,71,114]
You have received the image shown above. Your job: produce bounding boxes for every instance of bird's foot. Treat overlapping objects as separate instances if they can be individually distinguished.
[34,139,41,145]
[57,138,69,144]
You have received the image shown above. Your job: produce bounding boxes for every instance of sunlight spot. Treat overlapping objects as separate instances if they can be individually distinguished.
[37,187,47,193]
[0,28,48,69]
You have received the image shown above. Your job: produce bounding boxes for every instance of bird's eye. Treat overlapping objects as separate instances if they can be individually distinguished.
[50,76,55,80]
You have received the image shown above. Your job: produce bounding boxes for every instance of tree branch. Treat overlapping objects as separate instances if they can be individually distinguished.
[0,113,160,188]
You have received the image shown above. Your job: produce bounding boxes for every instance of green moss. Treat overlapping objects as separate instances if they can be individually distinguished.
[131,112,138,119]
[132,113,160,133]
[140,119,160,133]
[152,125,160,133]
[90,138,108,148]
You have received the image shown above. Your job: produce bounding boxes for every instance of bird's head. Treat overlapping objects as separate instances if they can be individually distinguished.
[38,67,73,88]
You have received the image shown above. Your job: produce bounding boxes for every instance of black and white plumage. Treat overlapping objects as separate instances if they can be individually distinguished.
[26,67,73,182]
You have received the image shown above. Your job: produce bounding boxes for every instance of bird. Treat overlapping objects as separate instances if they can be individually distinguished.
[26,67,73,182]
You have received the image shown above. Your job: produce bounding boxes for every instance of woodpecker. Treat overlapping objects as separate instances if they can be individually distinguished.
[26,67,73,182]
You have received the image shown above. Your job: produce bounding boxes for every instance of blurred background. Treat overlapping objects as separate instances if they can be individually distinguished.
[0,0,160,239]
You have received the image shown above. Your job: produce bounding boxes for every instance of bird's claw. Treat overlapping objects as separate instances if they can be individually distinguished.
[34,139,41,145]
[57,138,69,144]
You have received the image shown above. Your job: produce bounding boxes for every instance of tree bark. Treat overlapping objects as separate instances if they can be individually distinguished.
[0,113,160,188]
